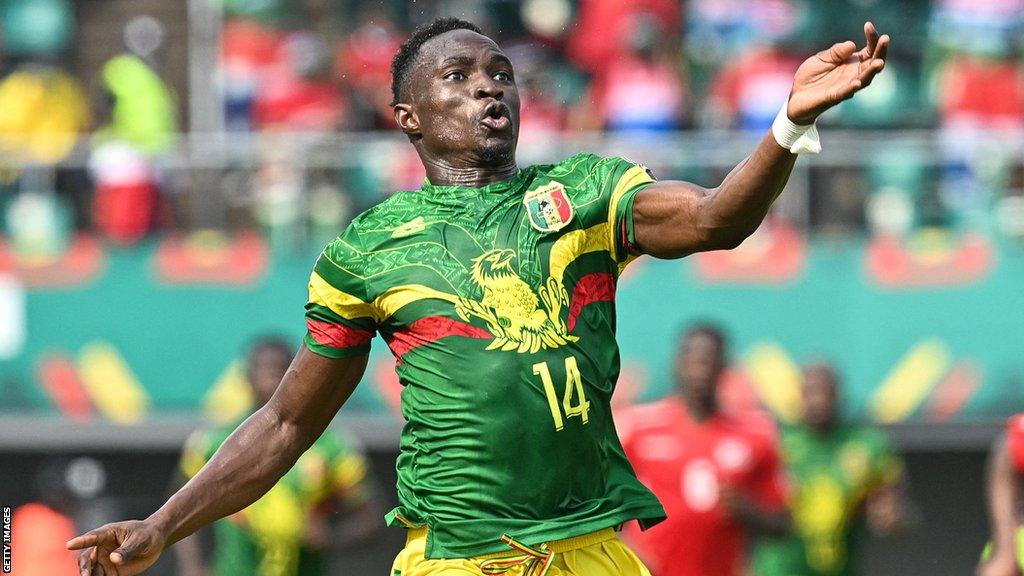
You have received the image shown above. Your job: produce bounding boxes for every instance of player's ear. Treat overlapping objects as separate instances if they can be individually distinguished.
[394,103,420,137]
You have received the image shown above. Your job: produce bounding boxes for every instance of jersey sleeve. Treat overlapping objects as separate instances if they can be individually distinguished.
[1006,414,1024,473]
[604,156,656,263]
[304,230,380,358]
[575,154,656,265]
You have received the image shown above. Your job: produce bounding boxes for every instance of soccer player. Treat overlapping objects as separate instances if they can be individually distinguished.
[173,337,379,576]
[977,414,1024,576]
[619,323,789,576]
[752,362,908,576]
[68,17,890,576]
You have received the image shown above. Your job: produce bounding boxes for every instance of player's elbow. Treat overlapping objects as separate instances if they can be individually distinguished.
[698,222,753,251]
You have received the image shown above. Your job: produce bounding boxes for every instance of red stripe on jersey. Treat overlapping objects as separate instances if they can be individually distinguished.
[567,273,616,331]
[386,316,491,359]
[306,319,373,349]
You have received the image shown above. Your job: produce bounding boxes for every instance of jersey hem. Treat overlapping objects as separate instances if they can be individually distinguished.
[391,504,667,560]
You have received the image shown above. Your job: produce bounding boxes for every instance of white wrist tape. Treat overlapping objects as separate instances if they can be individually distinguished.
[772,102,821,155]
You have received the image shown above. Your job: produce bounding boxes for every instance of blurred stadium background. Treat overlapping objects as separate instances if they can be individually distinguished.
[0,0,1022,574]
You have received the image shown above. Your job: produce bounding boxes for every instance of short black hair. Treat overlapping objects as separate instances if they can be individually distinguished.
[681,322,728,363]
[390,17,483,106]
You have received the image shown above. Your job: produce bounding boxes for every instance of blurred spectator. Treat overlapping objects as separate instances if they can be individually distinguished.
[684,0,802,104]
[90,15,178,244]
[581,13,687,133]
[503,42,570,138]
[221,18,281,131]
[174,336,380,576]
[93,16,178,154]
[253,141,304,251]
[752,362,911,576]
[705,43,801,131]
[0,65,88,165]
[978,413,1024,576]
[926,0,1024,228]
[619,324,789,576]
[336,9,403,129]
[566,0,680,75]
[10,459,79,575]
[254,29,346,131]
[928,0,1024,60]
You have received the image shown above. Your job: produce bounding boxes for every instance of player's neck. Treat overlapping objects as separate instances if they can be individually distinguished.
[420,156,518,188]
[682,396,717,422]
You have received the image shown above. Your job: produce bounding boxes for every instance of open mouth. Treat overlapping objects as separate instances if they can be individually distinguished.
[481,102,511,131]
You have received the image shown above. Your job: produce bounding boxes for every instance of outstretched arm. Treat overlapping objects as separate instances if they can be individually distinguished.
[632,22,889,259]
[978,434,1021,576]
[67,345,369,576]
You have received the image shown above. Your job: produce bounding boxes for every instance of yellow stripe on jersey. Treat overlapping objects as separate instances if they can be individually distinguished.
[309,271,381,321]
[549,223,609,284]
[376,284,461,319]
[77,342,149,424]
[606,164,655,256]
[311,271,463,323]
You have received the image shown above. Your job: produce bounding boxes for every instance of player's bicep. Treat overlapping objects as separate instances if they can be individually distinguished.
[265,345,368,440]
[631,180,714,259]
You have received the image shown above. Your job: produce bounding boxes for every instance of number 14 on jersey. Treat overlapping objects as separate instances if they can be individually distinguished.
[533,356,591,431]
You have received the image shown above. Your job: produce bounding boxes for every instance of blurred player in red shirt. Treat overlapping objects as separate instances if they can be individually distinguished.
[619,323,790,576]
[978,414,1024,576]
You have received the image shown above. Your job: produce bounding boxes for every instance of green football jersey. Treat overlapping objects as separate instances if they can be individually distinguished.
[180,420,370,576]
[751,424,902,576]
[303,153,666,559]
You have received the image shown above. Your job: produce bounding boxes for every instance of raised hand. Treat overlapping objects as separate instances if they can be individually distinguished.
[786,22,890,125]
[67,520,166,576]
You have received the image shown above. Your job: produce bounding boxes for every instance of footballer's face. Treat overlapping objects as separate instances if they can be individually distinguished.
[396,29,520,167]
[802,365,839,432]
[676,332,724,409]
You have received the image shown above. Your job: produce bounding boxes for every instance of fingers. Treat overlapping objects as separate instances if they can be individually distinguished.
[820,40,857,64]
[68,530,102,550]
[862,21,878,60]
[874,33,890,63]
[77,549,93,576]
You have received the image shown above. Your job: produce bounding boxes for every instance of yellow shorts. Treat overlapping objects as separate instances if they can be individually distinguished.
[391,527,652,576]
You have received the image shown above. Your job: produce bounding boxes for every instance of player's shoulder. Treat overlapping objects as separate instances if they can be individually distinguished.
[543,152,639,180]
[320,192,425,255]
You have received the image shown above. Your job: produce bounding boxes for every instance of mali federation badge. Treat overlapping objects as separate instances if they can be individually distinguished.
[523,181,574,233]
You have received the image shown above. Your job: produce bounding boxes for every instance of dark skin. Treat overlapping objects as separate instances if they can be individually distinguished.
[675,331,789,536]
[801,363,908,535]
[173,346,379,576]
[69,24,890,575]
[977,434,1022,576]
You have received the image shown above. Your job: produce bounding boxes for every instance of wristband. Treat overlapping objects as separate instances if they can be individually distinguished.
[771,102,821,155]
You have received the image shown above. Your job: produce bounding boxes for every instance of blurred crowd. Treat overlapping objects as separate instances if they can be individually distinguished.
[1,0,1024,255]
